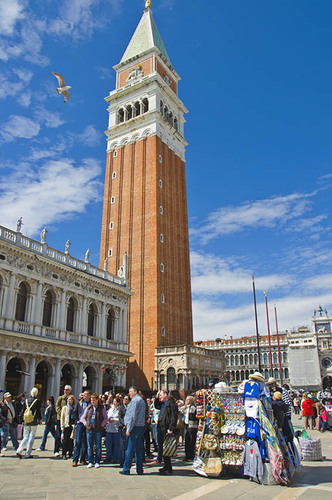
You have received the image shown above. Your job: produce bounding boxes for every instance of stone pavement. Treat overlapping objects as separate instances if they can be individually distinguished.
[0,415,331,500]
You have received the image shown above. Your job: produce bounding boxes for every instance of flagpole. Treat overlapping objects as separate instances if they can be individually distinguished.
[252,276,262,372]
[264,290,273,376]
[274,302,283,385]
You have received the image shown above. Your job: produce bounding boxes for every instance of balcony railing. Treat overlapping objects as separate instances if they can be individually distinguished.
[1,318,129,354]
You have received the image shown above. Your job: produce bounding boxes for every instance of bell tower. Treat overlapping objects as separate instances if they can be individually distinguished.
[100,1,193,389]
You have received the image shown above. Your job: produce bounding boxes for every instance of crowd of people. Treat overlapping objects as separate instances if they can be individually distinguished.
[289,390,332,431]
[0,381,331,475]
[0,385,198,475]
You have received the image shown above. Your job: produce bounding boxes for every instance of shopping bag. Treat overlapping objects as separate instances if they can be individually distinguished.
[203,457,222,477]
[163,434,177,457]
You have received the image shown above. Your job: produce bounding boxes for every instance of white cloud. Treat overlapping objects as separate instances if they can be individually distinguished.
[69,125,101,146]
[191,191,322,243]
[190,250,293,295]
[0,115,40,142]
[192,292,332,341]
[48,0,124,40]
[0,0,25,36]
[96,66,114,80]
[0,68,33,106]
[0,158,102,236]
[304,274,332,291]
[34,107,66,128]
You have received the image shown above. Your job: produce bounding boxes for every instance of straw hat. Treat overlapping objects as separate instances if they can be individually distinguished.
[266,377,276,385]
[273,391,282,400]
[249,371,265,383]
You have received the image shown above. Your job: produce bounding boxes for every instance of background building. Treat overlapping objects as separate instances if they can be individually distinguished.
[195,335,289,386]
[0,224,132,401]
[155,345,225,391]
[99,3,193,389]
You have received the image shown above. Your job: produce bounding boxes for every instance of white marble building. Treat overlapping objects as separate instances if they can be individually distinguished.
[0,224,132,401]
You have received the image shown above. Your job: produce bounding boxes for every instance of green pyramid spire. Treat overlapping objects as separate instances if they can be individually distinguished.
[120,4,171,64]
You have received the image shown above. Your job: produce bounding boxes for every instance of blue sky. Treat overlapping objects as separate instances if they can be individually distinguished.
[1,0,332,340]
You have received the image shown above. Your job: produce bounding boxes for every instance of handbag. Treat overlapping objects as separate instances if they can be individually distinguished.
[16,423,24,440]
[163,433,177,457]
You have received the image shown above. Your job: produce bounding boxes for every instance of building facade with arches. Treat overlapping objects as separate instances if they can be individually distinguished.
[155,345,225,391]
[0,225,132,401]
[195,335,290,386]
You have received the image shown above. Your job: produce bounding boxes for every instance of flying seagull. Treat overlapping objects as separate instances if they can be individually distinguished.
[52,72,71,102]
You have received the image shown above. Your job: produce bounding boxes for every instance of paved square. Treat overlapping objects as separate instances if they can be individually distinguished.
[0,416,331,500]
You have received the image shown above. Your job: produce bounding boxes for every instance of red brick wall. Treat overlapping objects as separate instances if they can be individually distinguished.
[117,57,154,88]
[100,135,193,389]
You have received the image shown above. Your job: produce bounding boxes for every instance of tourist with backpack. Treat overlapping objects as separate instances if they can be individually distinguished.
[16,388,42,459]
[36,396,57,452]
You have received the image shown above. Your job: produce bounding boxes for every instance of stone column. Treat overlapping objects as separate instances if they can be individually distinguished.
[100,303,106,339]
[77,364,84,396]
[96,366,103,394]
[0,353,7,390]
[118,308,123,342]
[122,308,128,343]
[33,281,43,325]
[81,297,87,335]
[5,272,16,319]
[114,309,120,341]
[58,290,67,330]
[53,359,62,399]
[24,356,36,393]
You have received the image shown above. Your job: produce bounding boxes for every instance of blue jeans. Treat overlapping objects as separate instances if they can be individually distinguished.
[40,425,56,451]
[16,425,37,457]
[0,422,19,449]
[105,431,121,462]
[123,426,145,474]
[86,430,102,465]
[73,423,87,463]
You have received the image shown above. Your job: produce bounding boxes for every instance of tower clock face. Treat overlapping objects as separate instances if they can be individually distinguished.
[322,357,332,368]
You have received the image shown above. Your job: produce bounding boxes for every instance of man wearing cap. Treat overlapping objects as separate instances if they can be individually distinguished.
[0,393,19,452]
[266,378,292,420]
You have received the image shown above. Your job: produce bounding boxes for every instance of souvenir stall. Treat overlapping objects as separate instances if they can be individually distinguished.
[193,389,245,477]
[193,373,299,485]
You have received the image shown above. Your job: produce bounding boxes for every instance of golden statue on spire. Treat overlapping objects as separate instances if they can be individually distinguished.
[145,0,151,9]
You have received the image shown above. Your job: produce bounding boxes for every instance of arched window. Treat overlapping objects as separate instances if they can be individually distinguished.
[244,354,248,365]
[240,354,244,365]
[283,351,287,363]
[174,117,178,131]
[284,367,289,379]
[273,352,278,364]
[167,367,176,386]
[274,368,279,380]
[235,354,239,366]
[42,290,54,327]
[15,282,28,321]
[160,100,163,114]
[118,109,124,123]
[264,369,269,379]
[106,308,115,340]
[134,101,141,117]
[263,353,268,365]
[126,105,133,120]
[143,98,148,113]
[168,111,173,126]
[249,354,253,365]
[66,297,77,332]
[87,303,97,336]
[226,356,229,366]
[230,356,234,366]
[254,353,258,365]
